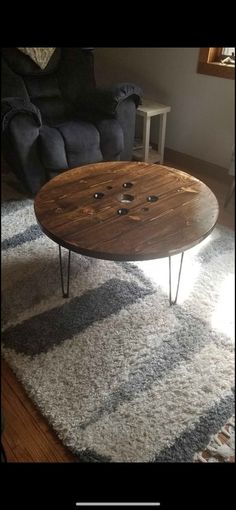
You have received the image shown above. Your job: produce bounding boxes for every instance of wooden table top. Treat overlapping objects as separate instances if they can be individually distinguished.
[34,161,219,261]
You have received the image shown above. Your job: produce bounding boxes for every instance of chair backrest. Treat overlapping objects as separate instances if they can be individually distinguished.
[1,48,96,124]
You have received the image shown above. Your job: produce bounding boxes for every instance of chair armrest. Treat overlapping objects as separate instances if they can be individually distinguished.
[77,83,143,116]
[1,99,45,194]
[1,97,42,132]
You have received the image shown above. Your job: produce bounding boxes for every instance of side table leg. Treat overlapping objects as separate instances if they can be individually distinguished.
[169,252,184,306]
[143,116,151,162]
[159,113,167,164]
[59,245,71,298]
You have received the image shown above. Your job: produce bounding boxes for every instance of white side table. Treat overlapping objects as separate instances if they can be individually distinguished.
[133,99,171,164]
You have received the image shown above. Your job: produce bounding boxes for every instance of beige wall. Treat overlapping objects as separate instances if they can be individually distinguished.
[94,48,235,170]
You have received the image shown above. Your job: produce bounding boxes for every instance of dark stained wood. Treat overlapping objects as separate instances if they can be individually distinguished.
[35,162,219,261]
[1,359,75,462]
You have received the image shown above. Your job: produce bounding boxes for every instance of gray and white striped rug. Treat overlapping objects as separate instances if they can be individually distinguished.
[1,194,235,462]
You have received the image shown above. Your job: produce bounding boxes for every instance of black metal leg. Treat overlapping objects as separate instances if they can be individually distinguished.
[59,245,71,298]
[169,252,184,306]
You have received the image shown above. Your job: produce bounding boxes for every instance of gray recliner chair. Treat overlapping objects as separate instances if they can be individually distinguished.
[1,48,142,195]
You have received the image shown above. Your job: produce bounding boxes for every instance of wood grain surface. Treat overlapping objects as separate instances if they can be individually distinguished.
[1,360,75,462]
[34,161,219,260]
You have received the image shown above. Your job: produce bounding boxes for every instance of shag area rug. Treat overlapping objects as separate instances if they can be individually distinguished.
[1,191,235,462]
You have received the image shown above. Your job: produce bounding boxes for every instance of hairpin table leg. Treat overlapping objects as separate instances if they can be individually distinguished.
[59,245,71,298]
[169,252,184,306]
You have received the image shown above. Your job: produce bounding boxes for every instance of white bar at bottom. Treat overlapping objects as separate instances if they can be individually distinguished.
[76,504,160,507]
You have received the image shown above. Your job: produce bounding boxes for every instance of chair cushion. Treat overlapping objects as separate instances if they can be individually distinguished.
[39,121,103,170]
[39,118,124,170]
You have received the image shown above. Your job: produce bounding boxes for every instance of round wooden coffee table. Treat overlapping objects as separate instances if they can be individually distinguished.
[34,161,219,304]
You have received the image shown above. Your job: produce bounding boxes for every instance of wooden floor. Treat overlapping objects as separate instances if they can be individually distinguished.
[1,163,235,462]
[1,360,75,462]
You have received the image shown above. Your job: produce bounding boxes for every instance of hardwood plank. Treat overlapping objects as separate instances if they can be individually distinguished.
[164,160,235,231]
[2,383,59,462]
[1,360,75,463]
[2,436,20,463]
[164,147,232,183]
